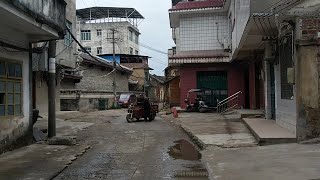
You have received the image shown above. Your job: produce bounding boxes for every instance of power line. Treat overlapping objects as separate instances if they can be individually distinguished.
[139,49,167,66]
[139,42,168,55]
[261,0,287,14]
[273,0,302,15]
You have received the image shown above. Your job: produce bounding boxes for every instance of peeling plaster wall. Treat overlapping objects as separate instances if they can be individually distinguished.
[0,49,31,153]
[296,46,320,140]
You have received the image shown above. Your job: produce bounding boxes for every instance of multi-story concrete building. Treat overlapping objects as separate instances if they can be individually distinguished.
[230,0,320,141]
[169,0,320,142]
[169,0,247,109]
[76,7,144,56]
[0,0,66,153]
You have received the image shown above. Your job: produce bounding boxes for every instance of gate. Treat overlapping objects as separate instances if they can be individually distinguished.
[197,71,228,107]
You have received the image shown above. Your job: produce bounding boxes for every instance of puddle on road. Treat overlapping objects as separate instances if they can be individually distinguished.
[167,139,202,161]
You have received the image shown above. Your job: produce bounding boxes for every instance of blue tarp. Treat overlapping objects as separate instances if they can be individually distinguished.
[99,55,121,63]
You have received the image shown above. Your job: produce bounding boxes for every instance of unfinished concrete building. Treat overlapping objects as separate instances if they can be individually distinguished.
[76,7,144,56]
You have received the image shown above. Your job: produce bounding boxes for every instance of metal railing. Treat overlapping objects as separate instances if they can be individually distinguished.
[217,91,242,114]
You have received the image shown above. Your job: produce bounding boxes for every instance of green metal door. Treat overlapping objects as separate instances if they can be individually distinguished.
[197,71,228,107]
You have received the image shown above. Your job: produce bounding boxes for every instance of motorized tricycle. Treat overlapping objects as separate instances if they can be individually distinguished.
[184,89,209,113]
[126,95,158,123]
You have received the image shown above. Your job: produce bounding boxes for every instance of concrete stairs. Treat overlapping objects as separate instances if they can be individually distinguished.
[243,118,296,145]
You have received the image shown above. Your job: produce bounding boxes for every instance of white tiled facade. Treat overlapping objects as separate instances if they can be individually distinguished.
[77,21,140,56]
[178,13,229,52]
[274,63,297,135]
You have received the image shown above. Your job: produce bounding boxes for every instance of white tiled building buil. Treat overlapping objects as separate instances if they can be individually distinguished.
[178,13,229,51]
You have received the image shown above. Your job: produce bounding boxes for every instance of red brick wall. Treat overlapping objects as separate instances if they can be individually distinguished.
[300,18,320,42]
[179,63,246,108]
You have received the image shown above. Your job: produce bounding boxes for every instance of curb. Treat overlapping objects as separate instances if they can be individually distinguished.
[49,145,91,180]
[179,125,207,150]
[160,114,207,150]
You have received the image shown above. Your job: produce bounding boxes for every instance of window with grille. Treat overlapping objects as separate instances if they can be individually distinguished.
[135,50,139,55]
[129,47,133,55]
[129,30,133,41]
[81,30,91,41]
[97,47,102,54]
[64,21,72,46]
[135,34,139,44]
[97,29,102,36]
[280,35,294,100]
[0,61,22,117]
[84,47,91,53]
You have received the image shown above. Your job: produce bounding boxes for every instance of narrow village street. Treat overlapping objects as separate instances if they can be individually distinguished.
[53,110,208,180]
[1,0,320,179]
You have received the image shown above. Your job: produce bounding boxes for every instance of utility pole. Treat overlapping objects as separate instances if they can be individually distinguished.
[48,40,56,138]
[111,29,117,108]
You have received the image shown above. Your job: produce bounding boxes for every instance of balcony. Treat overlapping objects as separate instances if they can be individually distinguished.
[0,0,67,47]
[168,50,230,65]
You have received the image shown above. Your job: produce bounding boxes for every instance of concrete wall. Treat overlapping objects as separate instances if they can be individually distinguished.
[130,68,146,91]
[274,63,297,135]
[7,0,66,36]
[35,0,76,115]
[179,63,245,108]
[0,49,31,153]
[264,61,273,119]
[56,0,77,69]
[61,79,76,89]
[231,0,250,55]
[296,46,320,140]
[76,65,129,92]
[178,13,228,52]
[34,70,61,116]
[77,21,140,55]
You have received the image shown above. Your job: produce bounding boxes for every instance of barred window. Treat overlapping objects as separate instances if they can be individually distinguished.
[64,21,72,46]
[97,47,102,54]
[84,47,91,53]
[81,30,91,41]
[97,29,102,36]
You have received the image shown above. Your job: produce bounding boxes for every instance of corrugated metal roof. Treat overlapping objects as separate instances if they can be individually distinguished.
[76,7,144,20]
[170,0,224,11]
[79,53,133,73]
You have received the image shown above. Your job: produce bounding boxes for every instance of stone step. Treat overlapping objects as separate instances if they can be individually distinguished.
[234,109,264,118]
[243,118,296,145]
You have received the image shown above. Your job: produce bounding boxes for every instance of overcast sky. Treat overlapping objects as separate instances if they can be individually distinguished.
[76,0,174,76]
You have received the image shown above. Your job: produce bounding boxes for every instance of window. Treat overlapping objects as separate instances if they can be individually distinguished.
[84,47,91,53]
[129,30,133,41]
[0,61,22,116]
[135,50,139,55]
[81,30,91,41]
[97,47,102,54]
[129,47,133,55]
[135,34,139,44]
[64,21,72,46]
[97,29,102,36]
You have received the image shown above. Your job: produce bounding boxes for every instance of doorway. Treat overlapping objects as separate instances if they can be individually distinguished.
[197,71,228,107]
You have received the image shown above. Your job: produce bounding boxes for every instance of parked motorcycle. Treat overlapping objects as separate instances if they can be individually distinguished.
[184,89,209,113]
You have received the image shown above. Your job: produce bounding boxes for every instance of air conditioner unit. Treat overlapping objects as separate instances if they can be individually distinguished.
[32,51,48,71]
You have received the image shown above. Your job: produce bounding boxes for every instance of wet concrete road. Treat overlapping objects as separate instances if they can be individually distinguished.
[54,110,208,180]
